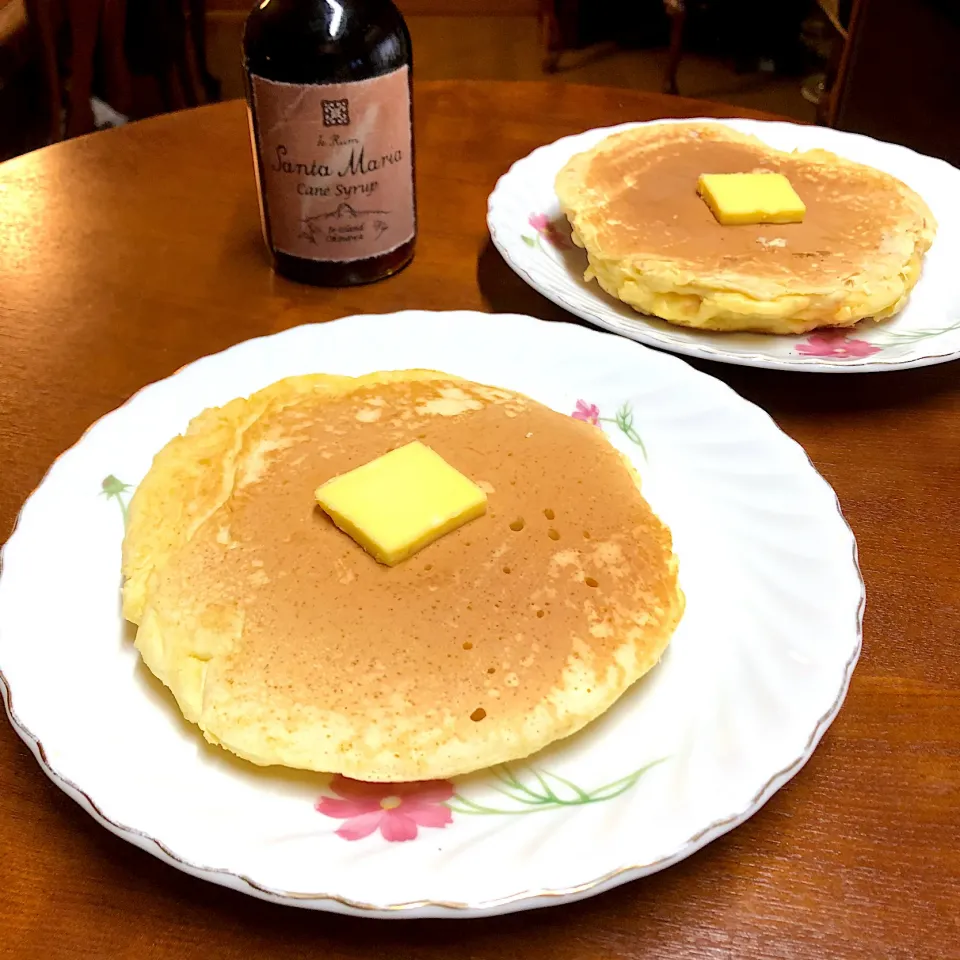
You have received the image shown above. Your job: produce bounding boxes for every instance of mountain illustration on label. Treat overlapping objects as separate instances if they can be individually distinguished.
[299,202,391,245]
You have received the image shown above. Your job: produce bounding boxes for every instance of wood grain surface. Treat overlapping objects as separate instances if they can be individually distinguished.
[0,81,957,960]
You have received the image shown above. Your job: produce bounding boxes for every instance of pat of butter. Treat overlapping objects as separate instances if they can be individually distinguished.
[697,172,806,225]
[315,441,487,566]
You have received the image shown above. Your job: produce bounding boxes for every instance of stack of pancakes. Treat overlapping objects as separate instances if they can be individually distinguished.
[556,123,937,334]
[122,372,683,782]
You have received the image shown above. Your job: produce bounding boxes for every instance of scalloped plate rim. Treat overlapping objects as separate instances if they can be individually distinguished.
[487,117,960,373]
[0,311,865,917]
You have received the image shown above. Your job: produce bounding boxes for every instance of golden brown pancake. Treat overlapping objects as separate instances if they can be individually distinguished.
[556,123,937,334]
[122,371,683,782]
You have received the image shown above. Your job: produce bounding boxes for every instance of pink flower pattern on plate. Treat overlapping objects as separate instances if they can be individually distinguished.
[528,213,571,249]
[315,776,454,842]
[571,399,600,425]
[795,331,882,359]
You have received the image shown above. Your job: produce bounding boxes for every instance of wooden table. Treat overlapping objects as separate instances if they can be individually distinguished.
[0,81,957,960]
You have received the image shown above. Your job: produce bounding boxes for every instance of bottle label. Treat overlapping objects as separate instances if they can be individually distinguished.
[249,67,415,262]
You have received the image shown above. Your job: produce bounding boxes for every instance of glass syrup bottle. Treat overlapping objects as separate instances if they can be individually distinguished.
[243,0,416,286]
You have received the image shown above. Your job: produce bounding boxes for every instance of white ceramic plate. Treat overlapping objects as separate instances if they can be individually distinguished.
[0,311,863,916]
[487,118,960,372]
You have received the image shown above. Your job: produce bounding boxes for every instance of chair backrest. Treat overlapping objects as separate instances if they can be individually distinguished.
[831,0,960,165]
[24,0,133,142]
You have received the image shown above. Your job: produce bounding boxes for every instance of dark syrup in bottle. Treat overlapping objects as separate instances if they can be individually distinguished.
[243,0,416,286]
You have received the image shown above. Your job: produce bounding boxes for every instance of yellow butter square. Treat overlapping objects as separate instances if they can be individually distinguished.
[315,441,487,566]
[697,172,806,225]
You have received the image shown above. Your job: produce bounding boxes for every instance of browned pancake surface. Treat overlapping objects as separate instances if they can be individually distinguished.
[126,374,683,780]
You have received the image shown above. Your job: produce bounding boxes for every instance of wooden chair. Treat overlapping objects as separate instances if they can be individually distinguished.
[124,0,217,116]
[0,0,28,63]
[536,0,573,74]
[537,0,685,93]
[0,0,37,156]
[828,0,960,165]
[22,0,127,140]
[663,0,685,94]
[22,0,213,145]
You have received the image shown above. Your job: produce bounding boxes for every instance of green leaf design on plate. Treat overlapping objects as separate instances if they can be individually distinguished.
[101,475,131,529]
[521,234,539,249]
[870,316,960,345]
[446,758,665,815]
[599,402,648,461]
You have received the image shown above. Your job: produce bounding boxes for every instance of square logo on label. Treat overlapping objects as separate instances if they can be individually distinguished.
[322,99,350,127]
